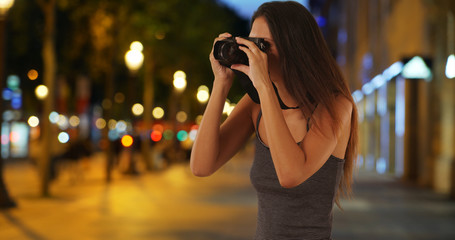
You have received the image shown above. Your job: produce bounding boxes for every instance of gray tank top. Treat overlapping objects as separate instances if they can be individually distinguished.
[250,110,345,240]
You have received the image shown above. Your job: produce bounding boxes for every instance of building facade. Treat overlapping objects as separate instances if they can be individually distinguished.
[329,0,455,196]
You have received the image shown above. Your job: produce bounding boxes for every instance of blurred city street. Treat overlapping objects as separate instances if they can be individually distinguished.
[1,0,455,239]
[1,143,455,240]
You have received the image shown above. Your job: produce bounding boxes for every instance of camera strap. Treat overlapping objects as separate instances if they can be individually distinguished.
[234,70,299,110]
[272,82,300,110]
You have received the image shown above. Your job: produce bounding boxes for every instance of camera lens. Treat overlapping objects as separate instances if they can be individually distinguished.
[214,37,267,67]
[220,42,237,61]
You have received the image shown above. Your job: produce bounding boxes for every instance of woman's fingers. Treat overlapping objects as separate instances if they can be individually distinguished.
[230,64,249,75]
[235,37,260,53]
[219,32,232,38]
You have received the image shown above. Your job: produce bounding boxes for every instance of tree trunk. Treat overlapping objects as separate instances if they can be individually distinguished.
[104,69,115,182]
[38,0,57,197]
[0,14,16,209]
[141,47,154,170]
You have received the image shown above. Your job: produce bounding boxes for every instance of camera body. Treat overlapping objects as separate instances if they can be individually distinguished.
[213,37,269,67]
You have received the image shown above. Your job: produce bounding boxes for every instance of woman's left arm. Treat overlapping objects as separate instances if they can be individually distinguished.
[258,87,352,188]
[232,37,352,188]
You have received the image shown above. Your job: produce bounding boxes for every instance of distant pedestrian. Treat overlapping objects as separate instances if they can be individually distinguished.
[190,1,358,239]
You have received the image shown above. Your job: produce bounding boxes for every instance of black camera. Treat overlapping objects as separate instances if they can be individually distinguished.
[213,37,269,67]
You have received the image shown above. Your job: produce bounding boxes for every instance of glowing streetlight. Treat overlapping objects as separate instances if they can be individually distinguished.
[58,132,70,144]
[197,85,210,103]
[173,70,187,92]
[152,107,164,119]
[130,41,143,52]
[35,85,49,100]
[0,0,15,16]
[27,116,39,127]
[132,103,144,116]
[125,41,144,73]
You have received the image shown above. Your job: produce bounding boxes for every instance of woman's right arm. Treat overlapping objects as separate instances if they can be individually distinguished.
[190,33,255,177]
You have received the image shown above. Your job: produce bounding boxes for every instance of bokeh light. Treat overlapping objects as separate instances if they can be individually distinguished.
[177,130,188,142]
[130,41,144,52]
[125,43,144,72]
[116,120,127,132]
[189,129,198,141]
[7,75,19,90]
[197,85,210,103]
[121,135,134,147]
[152,107,164,119]
[10,131,20,144]
[151,131,162,142]
[163,129,174,140]
[58,132,70,143]
[176,111,188,123]
[49,111,59,124]
[57,114,69,130]
[152,124,164,132]
[35,85,48,100]
[69,115,80,127]
[27,69,38,80]
[173,70,187,91]
[132,103,144,116]
[108,119,117,130]
[28,116,39,127]
[95,118,106,129]
[173,70,186,80]
[2,88,12,100]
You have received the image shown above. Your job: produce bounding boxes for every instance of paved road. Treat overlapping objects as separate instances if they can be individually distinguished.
[1,148,455,240]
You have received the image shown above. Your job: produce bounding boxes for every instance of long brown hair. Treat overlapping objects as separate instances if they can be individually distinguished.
[252,1,358,204]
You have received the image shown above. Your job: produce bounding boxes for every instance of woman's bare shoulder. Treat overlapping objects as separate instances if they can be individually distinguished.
[334,94,353,123]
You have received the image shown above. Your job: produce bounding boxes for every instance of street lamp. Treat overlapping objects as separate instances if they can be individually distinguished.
[196,85,209,104]
[173,70,187,92]
[170,70,187,162]
[0,0,14,17]
[35,85,49,100]
[124,41,144,175]
[125,41,144,73]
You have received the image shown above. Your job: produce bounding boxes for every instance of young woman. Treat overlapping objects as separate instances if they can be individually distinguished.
[190,1,358,239]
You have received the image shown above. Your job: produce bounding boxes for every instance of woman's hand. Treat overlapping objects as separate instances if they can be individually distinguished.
[210,33,235,86]
[230,37,272,92]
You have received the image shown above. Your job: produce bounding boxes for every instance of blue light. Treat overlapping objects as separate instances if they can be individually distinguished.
[383,61,403,81]
[108,129,119,141]
[11,97,22,109]
[371,75,386,89]
[58,132,70,144]
[2,88,12,100]
[316,16,327,27]
[395,77,405,137]
[376,158,387,174]
[361,82,374,95]
[352,90,364,103]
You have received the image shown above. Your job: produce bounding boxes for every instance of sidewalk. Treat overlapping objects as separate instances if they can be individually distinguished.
[333,171,455,240]
[1,148,258,240]
[1,147,455,240]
